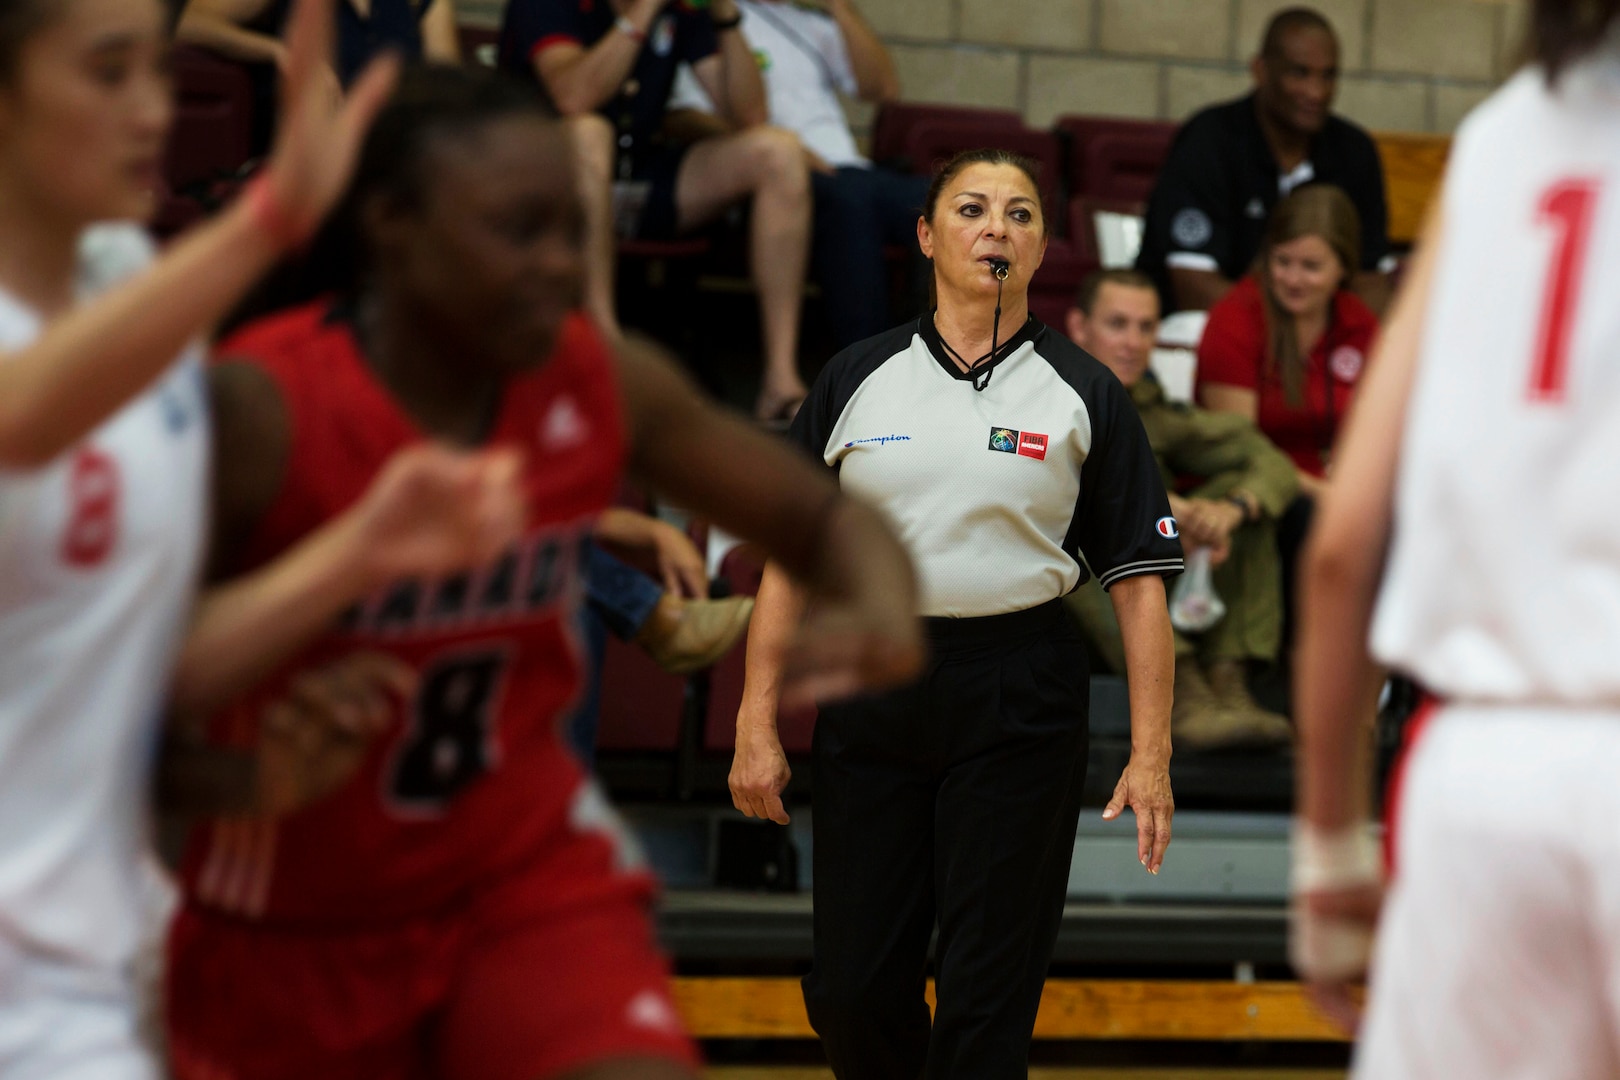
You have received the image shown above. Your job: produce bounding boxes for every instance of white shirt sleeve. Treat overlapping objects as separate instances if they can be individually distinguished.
[815,12,858,98]
[667,61,718,115]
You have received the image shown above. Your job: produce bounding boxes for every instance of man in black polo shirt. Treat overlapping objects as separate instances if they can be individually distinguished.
[500,0,813,421]
[1136,7,1390,315]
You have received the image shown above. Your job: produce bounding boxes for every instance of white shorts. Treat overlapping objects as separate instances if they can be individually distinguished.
[1354,705,1620,1080]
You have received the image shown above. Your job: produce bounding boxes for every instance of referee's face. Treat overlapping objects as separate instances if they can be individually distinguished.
[918,162,1048,304]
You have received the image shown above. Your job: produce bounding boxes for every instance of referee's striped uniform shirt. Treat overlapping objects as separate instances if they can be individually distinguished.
[790,315,1185,617]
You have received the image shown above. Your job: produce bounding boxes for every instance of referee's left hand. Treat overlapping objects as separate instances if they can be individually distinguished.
[1104,755,1174,874]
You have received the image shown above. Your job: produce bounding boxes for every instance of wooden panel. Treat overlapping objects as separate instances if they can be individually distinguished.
[672,977,1352,1042]
[1374,132,1452,246]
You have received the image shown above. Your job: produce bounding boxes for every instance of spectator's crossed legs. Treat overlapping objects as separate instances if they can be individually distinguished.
[673,126,811,422]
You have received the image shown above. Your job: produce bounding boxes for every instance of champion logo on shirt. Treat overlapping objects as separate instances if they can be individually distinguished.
[987,427,1048,461]
[1156,516,1179,539]
[843,434,912,448]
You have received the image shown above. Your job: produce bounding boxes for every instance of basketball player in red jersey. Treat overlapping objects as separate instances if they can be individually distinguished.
[165,66,920,1080]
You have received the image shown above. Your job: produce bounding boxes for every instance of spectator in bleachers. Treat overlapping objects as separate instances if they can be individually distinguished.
[1197,183,1376,642]
[176,0,460,156]
[663,0,932,350]
[1066,270,1296,749]
[499,0,813,422]
[177,0,461,91]
[1135,6,1389,316]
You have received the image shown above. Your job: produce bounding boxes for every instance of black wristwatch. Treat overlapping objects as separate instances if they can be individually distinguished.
[711,12,743,29]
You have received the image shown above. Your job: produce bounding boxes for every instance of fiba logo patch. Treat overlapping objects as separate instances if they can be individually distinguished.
[987,427,1049,460]
[1171,208,1213,249]
[1156,516,1179,539]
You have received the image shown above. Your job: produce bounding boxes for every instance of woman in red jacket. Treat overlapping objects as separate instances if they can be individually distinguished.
[1196,184,1378,632]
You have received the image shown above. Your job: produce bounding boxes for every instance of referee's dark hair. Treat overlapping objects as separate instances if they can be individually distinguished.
[922,148,1049,236]
[1258,6,1336,60]
[1073,269,1156,317]
[1529,0,1620,82]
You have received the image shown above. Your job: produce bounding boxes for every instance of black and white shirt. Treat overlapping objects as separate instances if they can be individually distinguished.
[791,316,1184,618]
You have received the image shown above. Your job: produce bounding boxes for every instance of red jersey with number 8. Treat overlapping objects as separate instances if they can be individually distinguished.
[181,301,627,923]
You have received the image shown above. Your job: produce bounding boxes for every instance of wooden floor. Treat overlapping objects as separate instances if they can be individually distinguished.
[708,1070,1344,1079]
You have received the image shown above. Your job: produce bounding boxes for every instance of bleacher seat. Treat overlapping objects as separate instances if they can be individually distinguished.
[596,636,689,753]
[869,103,1024,172]
[158,46,255,236]
[1054,116,1176,204]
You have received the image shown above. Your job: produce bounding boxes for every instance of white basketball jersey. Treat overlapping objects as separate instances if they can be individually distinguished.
[0,225,209,971]
[1371,56,1620,704]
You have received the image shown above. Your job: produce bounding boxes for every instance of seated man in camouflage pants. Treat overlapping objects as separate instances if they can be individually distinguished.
[1066,269,1297,749]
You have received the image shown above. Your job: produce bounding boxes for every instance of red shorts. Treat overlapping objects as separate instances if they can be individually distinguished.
[166,813,698,1080]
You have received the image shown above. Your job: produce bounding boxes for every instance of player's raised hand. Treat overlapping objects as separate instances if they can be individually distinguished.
[255,0,400,247]
[256,651,418,815]
[349,444,528,586]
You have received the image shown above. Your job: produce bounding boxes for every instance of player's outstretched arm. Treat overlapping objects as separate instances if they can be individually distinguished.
[618,336,924,703]
[167,364,526,727]
[0,0,395,468]
[1103,573,1174,874]
[1290,200,1445,1028]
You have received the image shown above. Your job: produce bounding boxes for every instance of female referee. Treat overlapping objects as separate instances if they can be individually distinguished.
[730,148,1181,1080]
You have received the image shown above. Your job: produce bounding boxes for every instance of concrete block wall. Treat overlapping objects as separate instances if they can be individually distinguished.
[458,0,1529,137]
[866,0,1528,134]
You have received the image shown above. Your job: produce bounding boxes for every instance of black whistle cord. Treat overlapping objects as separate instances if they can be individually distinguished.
[937,267,1008,392]
[973,269,1006,392]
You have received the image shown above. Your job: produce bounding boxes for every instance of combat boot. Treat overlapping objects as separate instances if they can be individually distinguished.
[1206,659,1293,748]
[1171,661,1248,751]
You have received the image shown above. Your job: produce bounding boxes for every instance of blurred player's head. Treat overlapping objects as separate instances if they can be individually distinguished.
[1531,0,1620,81]
[1252,7,1338,138]
[344,65,581,373]
[1256,183,1359,403]
[918,148,1049,307]
[1066,269,1159,389]
[0,0,171,226]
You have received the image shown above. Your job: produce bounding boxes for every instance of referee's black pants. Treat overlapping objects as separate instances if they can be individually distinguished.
[802,599,1090,1080]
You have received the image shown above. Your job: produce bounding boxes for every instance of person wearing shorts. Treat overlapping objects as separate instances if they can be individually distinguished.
[500,0,814,421]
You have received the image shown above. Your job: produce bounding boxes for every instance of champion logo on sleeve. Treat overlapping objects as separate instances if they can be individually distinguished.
[987,427,1048,461]
[1156,516,1179,538]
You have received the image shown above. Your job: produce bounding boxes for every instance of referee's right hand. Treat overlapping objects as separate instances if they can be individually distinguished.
[730,718,792,825]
